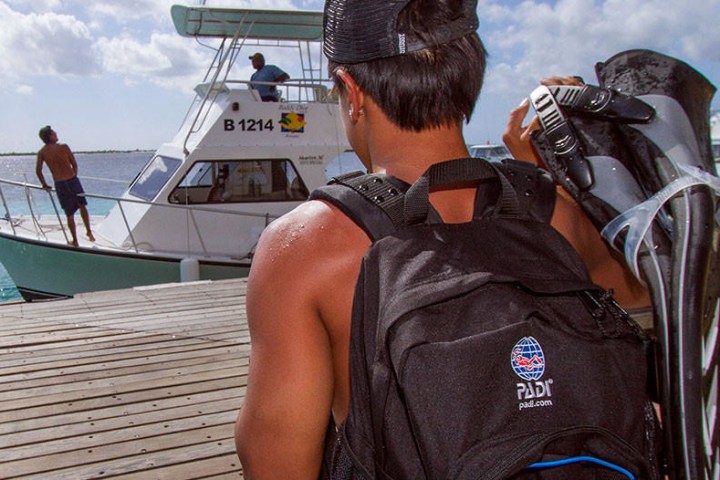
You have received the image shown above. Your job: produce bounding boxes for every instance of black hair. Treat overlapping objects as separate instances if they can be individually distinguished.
[329,0,487,132]
[38,126,53,144]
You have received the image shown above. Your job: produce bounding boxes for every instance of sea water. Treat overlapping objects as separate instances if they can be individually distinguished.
[0,150,362,303]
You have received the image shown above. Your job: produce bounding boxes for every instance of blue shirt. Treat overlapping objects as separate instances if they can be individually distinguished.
[250,65,287,100]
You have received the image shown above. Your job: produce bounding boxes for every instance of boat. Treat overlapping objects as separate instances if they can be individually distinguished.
[0,6,353,301]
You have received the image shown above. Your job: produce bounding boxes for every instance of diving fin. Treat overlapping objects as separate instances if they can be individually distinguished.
[530,49,719,480]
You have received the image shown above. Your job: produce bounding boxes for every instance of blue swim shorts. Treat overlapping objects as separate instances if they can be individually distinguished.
[54,176,88,215]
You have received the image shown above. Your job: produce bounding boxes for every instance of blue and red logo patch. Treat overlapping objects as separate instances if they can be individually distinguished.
[511,336,545,381]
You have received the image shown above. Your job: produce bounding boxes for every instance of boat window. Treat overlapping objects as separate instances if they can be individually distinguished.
[169,159,309,204]
[128,155,182,202]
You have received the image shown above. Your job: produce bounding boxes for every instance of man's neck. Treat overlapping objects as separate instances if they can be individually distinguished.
[367,123,469,183]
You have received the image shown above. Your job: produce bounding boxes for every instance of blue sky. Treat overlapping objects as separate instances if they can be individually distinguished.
[1,0,719,153]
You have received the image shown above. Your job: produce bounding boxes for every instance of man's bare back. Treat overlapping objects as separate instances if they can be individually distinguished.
[36,143,77,186]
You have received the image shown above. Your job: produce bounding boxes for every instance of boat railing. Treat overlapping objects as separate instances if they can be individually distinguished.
[0,178,280,258]
[225,79,334,103]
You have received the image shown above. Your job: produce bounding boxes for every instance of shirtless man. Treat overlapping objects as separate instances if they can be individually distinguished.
[234,0,648,478]
[36,126,95,246]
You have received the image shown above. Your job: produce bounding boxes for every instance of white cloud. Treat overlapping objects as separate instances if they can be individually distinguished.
[83,0,176,22]
[0,3,100,81]
[3,0,62,13]
[482,0,720,95]
[15,84,33,95]
[96,32,209,89]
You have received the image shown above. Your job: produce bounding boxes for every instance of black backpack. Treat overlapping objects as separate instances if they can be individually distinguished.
[313,157,662,480]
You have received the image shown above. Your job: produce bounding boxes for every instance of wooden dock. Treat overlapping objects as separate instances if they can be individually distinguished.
[0,279,249,479]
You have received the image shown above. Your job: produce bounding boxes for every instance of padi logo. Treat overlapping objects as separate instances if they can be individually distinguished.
[511,336,545,381]
[511,336,554,411]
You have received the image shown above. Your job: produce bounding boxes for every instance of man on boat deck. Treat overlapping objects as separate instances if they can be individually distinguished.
[36,126,95,247]
[249,52,290,102]
[234,0,648,478]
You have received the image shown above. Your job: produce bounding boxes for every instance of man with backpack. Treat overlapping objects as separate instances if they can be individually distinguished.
[235,0,659,478]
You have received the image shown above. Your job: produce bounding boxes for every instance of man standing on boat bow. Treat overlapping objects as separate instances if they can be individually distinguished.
[36,125,95,247]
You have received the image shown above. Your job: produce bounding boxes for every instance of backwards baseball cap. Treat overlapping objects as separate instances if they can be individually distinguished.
[38,125,53,143]
[323,0,478,64]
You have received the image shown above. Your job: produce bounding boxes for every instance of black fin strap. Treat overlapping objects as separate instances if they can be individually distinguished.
[405,158,520,225]
[548,84,655,123]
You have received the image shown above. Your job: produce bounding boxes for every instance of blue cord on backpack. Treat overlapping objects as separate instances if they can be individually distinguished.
[529,456,636,480]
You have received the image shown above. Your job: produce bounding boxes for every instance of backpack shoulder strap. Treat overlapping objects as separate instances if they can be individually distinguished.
[309,170,419,241]
[495,159,557,223]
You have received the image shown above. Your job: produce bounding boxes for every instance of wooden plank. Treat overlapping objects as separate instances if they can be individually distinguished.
[2,407,241,459]
[0,338,229,375]
[0,362,248,407]
[1,380,245,427]
[1,385,244,435]
[1,425,238,478]
[4,443,242,479]
[0,350,247,392]
[115,454,243,480]
[0,330,221,361]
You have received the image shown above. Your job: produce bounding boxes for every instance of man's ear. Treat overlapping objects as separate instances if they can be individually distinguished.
[335,69,365,122]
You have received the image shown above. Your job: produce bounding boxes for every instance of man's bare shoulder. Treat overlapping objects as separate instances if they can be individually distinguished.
[246,198,370,342]
[253,199,370,272]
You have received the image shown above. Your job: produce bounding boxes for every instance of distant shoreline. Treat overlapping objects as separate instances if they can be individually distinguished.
[0,149,154,157]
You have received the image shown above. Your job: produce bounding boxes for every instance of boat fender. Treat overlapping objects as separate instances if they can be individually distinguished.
[180,258,200,282]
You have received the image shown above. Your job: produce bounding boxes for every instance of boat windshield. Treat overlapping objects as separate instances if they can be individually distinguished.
[129,155,182,201]
[469,145,512,162]
[169,159,309,204]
